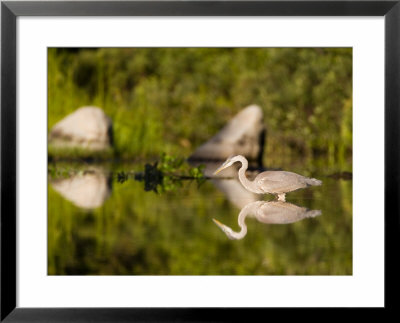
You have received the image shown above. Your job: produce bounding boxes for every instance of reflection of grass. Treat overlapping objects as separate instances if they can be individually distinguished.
[48,159,352,275]
[49,154,206,194]
[48,48,352,161]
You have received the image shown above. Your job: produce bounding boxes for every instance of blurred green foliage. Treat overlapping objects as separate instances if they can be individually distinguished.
[48,48,352,161]
[48,48,352,275]
[48,159,352,275]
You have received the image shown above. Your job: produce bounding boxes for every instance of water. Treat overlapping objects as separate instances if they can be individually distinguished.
[48,158,352,275]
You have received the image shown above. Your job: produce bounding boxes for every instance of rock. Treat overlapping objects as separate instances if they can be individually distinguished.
[189,105,265,163]
[51,170,111,209]
[49,106,113,150]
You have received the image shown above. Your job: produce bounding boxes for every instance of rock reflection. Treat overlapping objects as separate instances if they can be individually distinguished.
[191,161,262,209]
[213,200,321,240]
[50,170,111,209]
[212,179,260,209]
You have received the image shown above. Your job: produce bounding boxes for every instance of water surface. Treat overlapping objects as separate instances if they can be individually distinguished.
[48,158,352,275]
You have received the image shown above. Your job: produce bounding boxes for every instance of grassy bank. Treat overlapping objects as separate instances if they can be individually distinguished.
[48,48,352,162]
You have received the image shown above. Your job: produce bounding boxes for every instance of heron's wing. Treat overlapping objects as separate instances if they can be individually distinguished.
[257,201,309,224]
[259,201,303,214]
[256,171,307,193]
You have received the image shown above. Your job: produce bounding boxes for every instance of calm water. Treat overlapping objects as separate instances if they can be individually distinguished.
[48,158,352,275]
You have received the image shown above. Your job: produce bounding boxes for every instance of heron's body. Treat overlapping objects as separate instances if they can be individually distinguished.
[254,201,321,224]
[250,170,321,195]
[214,155,322,201]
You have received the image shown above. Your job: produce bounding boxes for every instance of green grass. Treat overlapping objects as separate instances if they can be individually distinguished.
[48,48,352,161]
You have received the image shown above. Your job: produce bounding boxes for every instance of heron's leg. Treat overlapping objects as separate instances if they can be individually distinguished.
[277,193,286,202]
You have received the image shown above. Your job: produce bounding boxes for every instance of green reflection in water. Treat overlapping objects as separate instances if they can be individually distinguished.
[48,159,352,275]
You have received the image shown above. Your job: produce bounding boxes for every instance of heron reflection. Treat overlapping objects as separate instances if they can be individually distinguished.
[213,200,321,240]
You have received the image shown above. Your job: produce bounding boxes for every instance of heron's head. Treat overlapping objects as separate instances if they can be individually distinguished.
[213,156,239,175]
[212,218,237,240]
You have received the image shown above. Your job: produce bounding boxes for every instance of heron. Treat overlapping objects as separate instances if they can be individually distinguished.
[213,155,322,201]
[213,200,321,240]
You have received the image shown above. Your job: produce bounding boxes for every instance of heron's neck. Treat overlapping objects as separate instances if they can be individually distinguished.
[236,157,256,192]
[229,209,248,240]
[228,201,259,240]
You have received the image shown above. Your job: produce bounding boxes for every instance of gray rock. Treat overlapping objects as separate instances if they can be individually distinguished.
[49,106,113,150]
[189,105,265,163]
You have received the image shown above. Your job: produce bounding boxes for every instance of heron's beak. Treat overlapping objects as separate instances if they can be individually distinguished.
[212,218,222,226]
[212,218,226,231]
[213,165,227,175]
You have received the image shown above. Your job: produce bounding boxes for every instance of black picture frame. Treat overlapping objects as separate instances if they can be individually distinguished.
[1,1,398,321]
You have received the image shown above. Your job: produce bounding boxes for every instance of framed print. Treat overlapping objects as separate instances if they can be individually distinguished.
[1,0,398,321]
